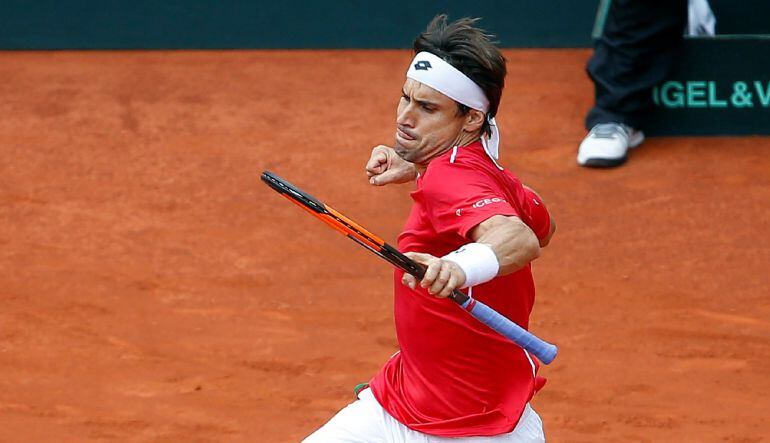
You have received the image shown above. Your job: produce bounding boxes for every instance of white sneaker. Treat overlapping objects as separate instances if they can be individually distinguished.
[577,123,645,168]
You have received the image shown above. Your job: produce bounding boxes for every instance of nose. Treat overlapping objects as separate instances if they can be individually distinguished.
[396,102,414,127]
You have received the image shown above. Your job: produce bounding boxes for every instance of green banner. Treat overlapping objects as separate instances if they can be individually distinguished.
[0,0,598,49]
[646,37,770,136]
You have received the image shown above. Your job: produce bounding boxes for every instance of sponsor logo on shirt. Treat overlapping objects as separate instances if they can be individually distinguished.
[456,197,507,216]
[472,197,505,208]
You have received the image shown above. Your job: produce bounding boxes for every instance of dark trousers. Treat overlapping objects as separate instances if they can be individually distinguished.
[585,0,688,130]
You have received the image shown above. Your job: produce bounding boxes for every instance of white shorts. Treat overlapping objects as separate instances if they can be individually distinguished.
[302,388,545,443]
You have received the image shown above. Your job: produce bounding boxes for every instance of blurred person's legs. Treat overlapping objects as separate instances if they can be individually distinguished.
[578,0,687,167]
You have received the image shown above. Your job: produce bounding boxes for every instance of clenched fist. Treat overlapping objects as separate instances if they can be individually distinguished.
[401,252,467,298]
[365,145,417,186]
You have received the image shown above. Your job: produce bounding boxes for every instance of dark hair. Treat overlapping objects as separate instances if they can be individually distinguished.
[413,14,506,137]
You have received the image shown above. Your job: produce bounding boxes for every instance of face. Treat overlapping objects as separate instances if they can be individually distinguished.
[394,78,470,166]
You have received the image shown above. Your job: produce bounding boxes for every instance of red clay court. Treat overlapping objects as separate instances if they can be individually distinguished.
[0,49,768,441]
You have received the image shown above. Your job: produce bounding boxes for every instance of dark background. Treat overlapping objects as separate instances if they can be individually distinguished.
[1,0,602,49]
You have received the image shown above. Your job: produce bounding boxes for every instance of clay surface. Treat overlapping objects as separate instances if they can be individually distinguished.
[1,49,768,442]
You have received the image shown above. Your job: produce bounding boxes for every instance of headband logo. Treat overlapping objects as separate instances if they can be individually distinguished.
[414,60,432,71]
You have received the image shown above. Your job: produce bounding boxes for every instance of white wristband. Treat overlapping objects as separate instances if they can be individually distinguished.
[442,243,500,288]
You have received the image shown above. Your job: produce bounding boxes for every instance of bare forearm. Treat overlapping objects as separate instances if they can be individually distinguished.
[471,215,541,275]
[404,215,541,297]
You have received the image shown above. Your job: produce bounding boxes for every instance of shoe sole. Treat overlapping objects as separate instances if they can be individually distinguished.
[580,155,628,168]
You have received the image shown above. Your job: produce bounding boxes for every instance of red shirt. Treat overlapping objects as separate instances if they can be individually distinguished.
[369,141,551,437]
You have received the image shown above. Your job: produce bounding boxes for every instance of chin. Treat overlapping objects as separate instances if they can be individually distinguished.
[394,147,410,161]
[393,146,415,163]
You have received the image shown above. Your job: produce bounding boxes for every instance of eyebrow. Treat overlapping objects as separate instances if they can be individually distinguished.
[403,89,439,108]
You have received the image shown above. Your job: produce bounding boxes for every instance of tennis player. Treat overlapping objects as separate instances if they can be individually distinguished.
[304,14,556,442]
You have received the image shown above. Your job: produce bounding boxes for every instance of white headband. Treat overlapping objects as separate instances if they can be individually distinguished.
[406,51,502,164]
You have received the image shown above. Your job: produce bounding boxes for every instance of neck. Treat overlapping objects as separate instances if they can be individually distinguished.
[413,131,481,174]
[453,131,481,149]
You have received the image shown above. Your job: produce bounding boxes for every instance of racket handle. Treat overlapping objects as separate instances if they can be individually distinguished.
[460,297,558,364]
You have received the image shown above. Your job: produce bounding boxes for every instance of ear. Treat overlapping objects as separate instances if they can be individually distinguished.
[462,109,485,133]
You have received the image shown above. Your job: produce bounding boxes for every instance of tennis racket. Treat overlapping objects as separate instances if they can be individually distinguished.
[261,170,557,364]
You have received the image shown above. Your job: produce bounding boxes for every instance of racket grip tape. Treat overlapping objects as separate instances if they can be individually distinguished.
[460,298,558,364]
